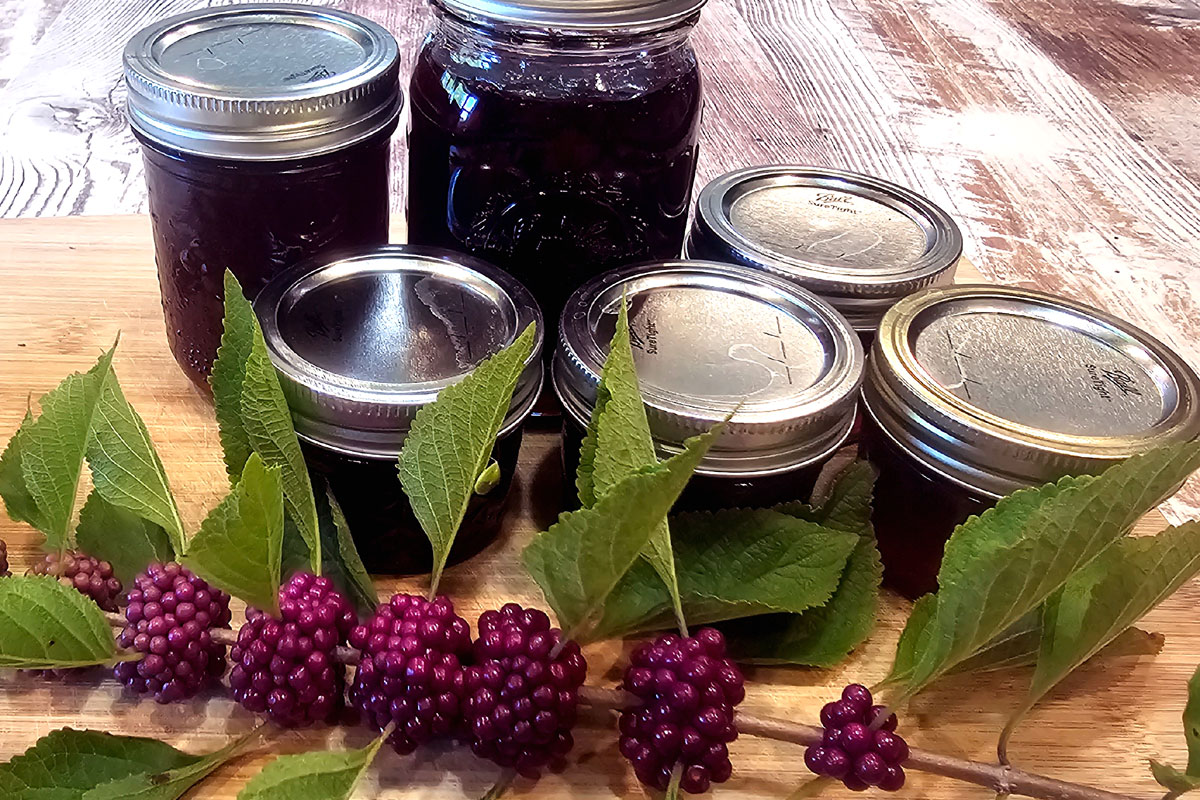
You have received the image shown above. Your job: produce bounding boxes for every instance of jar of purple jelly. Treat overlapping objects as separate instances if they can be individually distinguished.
[123,5,402,389]
[407,0,706,333]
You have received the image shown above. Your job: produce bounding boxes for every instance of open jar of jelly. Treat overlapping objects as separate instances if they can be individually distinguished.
[407,0,706,333]
[124,5,402,389]
[554,261,864,511]
[688,166,961,345]
[862,285,1200,598]
[255,245,543,575]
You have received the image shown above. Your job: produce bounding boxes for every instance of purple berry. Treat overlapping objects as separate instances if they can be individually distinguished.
[839,722,873,756]
[854,752,889,786]
[804,746,827,775]
[463,604,584,779]
[349,594,471,754]
[31,550,123,611]
[113,562,231,703]
[820,700,860,729]
[879,765,906,791]
[822,747,851,780]
[869,705,898,732]
[841,683,873,716]
[229,572,357,727]
[874,730,909,765]
[843,774,870,792]
[0,539,9,577]
[620,628,742,794]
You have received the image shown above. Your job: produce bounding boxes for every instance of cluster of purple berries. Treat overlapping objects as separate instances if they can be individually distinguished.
[229,572,357,727]
[113,562,232,703]
[349,593,473,754]
[31,549,123,611]
[462,603,587,778]
[805,684,908,791]
[618,629,744,795]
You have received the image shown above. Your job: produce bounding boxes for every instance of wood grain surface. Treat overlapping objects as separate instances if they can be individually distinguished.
[0,214,1196,798]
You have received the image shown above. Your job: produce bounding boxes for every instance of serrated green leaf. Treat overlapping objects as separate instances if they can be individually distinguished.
[236,731,387,800]
[21,347,115,553]
[574,380,610,508]
[83,727,259,800]
[75,490,174,587]
[1003,523,1200,743]
[0,408,46,530]
[1152,761,1200,795]
[950,622,1163,676]
[588,508,858,642]
[183,453,284,615]
[886,442,1200,699]
[524,428,719,640]
[210,270,257,483]
[0,576,117,669]
[86,368,186,554]
[319,486,377,612]
[723,463,883,667]
[0,728,197,799]
[399,324,536,592]
[588,297,685,634]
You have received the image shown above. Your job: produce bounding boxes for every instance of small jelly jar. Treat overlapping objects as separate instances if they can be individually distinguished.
[688,166,961,346]
[407,0,706,333]
[554,261,864,511]
[124,5,402,389]
[862,285,1200,598]
[254,246,544,575]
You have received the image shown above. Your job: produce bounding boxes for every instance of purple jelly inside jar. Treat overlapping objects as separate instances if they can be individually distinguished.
[124,4,402,389]
[406,0,706,332]
[254,245,544,575]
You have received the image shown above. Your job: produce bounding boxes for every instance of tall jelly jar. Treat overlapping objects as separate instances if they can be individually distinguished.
[255,245,544,575]
[123,5,402,389]
[554,261,864,511]
[407,0,706,332]
[862,285,1200,598]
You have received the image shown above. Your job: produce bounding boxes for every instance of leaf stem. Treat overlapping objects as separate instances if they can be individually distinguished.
[97,614,1140,800]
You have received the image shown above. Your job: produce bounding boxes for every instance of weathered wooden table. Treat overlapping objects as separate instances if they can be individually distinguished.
[0,214,1195,798]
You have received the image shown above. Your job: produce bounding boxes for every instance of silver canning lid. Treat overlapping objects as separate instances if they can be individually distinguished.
[554,261,864,477]
[863,284,1200,497]
[432,0,707,34]
[124,5,401,160]
[689,166,962,331]
[255,245,544,459]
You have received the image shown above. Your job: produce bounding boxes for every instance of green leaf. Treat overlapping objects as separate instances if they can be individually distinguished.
[398,324,536,592]
[183,453,284,615]
[21,347,116,552]
[574,379,610,508]
[75,490,174,587]
[524,427,719,640]
[236,731,388,800]
[210,270,258,483]
[474,461,502,496]
[724,463,883,667]
[211,270,320,574]
[0,408,46,530]
[589,509,858,642]
[950,622,1163,677]
[588,296,685,634]
[1152,663,1200,795]
[0,576,118,669]
[318,486,377,612]
[886,441,1200,700]
[86,368,186,555]
[83,727,259,800]
[1006,523,1200,739]
[0,728,197,799]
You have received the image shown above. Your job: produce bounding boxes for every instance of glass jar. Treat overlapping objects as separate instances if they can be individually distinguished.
[554,261,864,511]
[688,166,961,346]
[123,5,402,389]
[254,245,544,575]
[862,285,1200,598]
[407,0,706,334]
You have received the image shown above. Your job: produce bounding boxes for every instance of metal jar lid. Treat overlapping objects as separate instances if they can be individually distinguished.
[554,261,864,477]
[432,0,707,34]
[862,284,1200,498]
[689,166,962,331]
[124,4,401,161]
[255,245,544,459]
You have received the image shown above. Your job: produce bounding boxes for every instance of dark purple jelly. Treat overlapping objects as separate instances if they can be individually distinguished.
[406,10,703,329]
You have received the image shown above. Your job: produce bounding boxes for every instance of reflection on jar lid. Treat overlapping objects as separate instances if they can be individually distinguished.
[554,261,864,476]
[432,0,707,34]
[689,166,962,331]
[863,284,1200,497]
[255,245,544,459]
[123,4,401,160]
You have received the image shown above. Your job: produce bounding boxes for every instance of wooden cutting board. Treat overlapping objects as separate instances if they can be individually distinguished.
[0,214,1193,799]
